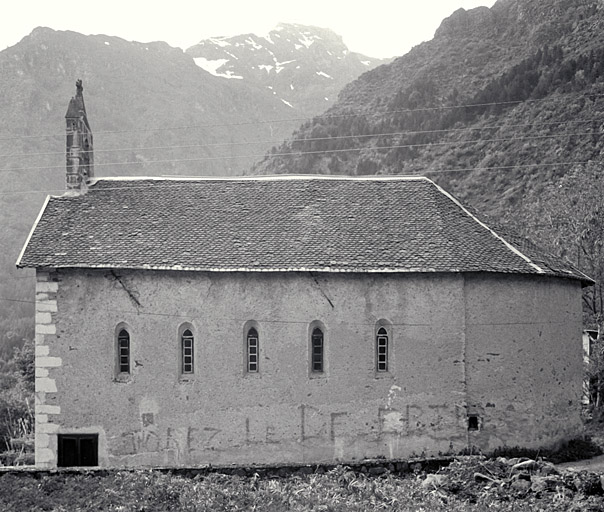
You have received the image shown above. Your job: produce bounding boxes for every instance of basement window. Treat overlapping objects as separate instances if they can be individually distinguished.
[57,434,98,467]
[468,415,480,431]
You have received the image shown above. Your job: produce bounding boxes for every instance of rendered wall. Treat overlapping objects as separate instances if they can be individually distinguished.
[34,269,583,468]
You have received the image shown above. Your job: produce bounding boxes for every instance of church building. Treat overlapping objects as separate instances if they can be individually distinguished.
[17,82,592,468]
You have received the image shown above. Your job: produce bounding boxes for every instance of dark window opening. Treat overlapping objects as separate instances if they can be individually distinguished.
[118,329,130,374]
[182,329,194,374]
[468,415,479,431]
[58,434,98,467]
[311,327,324,373]
[247,328,259,373]
[376,327,388,372]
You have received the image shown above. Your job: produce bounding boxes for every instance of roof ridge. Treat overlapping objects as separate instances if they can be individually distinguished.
[427,178,545,274]
[88,175,432,185]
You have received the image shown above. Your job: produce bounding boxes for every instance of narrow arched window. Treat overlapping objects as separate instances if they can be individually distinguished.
[311,327,324,373]
[182,329,194,374]
[376,327,388,372]
[118,329,130,374]
[247,328,259,373]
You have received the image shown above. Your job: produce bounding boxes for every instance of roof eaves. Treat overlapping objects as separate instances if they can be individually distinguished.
[16,195,51,268]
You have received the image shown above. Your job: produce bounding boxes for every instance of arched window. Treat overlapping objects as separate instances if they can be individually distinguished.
[311,327,324,373]
[117,329,130,374]
[247,327,259,373]
[182,329,194,374]
[376,327,388,372]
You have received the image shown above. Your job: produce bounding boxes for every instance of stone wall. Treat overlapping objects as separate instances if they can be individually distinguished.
[34,269,583,467]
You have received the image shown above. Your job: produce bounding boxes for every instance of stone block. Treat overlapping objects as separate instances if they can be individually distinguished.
[35,432,50,449]
[37,422,59,434]
[35,312,53,325]
[35,345,50,357]
[37,404,61,415]
[36,324,56,335]
[36,302,58,312]
[37,356,62,368]
[37,281,58,293]
[37,414,48,424]
[36,272,50,282]
[36,377,57,393]
[36,447,55,464]
[36,368,49,378]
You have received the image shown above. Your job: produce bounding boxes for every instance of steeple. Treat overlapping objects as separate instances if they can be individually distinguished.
[65,79,93,192]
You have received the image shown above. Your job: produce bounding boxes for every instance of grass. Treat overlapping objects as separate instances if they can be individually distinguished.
[0,463,603,512]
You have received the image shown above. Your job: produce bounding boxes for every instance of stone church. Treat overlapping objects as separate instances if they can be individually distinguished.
[17,82,592,468]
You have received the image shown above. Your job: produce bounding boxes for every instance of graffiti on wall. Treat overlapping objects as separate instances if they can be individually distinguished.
[108,401,467,463]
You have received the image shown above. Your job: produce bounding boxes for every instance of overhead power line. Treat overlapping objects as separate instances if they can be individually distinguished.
[0,295,576,327]
[0,90,602,142]
[0,130,600,173]
[0,117,601,160]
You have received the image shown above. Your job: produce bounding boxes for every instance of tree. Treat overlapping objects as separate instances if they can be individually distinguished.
[521,162,604,408]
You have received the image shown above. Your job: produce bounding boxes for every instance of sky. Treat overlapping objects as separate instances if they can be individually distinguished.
[3,0,497,58]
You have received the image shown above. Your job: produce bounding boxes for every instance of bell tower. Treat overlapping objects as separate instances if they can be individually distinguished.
[65,79,93,192]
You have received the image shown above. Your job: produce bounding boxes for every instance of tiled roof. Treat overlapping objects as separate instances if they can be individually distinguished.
[16,176,592,283]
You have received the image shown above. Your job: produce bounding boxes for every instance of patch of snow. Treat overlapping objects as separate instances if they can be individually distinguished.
[225,51,239,60]
[265,34,274,45]
[259,64,274,74]
[209,37,231,47]
[104,41,110,46]
[361,60,371,66]
[298,33,316,48]
[193,57,243,79]
[316,71,333,79]
[267,86,273,90]
[325,97,329,101]
[281,98,294,108]
[290,84,294,90]
[294,44,303,50]
[245,37,263,50]
[275,59,295,73]
[296,65,300,69]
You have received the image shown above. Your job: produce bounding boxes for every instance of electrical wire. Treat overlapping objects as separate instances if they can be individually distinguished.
[0,131,600,174]
[0,117,601,160]
[0,295,576,327]
[0,90,602,142]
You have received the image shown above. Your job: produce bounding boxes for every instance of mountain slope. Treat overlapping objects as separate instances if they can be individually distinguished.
[186,23,387,115]
[253,0,604,217]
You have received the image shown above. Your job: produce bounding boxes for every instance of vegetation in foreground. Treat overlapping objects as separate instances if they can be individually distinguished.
[1,456,604,512]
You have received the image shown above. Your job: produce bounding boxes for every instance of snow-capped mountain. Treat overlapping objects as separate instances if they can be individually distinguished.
[186,23,389,116]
